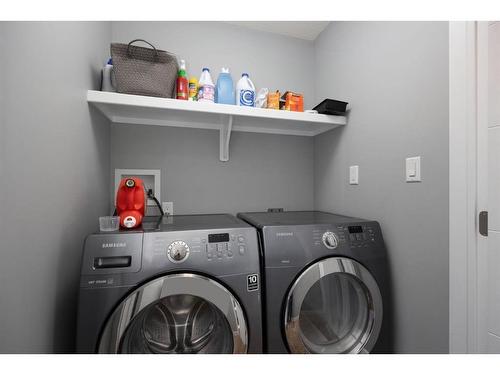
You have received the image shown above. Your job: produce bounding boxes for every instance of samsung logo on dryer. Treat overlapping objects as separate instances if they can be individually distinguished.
[276,232,294,237]
[102,242,127,248]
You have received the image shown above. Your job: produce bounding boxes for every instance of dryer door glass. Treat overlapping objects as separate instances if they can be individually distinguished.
[98,274,248,354]
[284,257,383,354]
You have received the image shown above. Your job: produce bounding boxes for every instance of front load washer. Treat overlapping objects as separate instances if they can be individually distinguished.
[76,214,262,354]
[237,211,391,354]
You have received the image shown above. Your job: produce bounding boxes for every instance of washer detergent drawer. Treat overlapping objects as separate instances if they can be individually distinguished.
[93,256,132,269]
[81,233,143,275]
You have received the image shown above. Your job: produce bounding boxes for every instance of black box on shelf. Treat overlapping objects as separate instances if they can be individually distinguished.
[312,99,349,115]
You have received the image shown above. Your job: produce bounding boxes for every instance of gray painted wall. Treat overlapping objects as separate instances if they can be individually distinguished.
[111,125,314,215]
[313,22,449,353]
[0,22,111,353]
[110,22,316,215]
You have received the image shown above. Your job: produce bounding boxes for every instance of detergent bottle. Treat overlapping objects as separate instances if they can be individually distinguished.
[198,68,215,103]
[101,58,115,92]
[236,73,255,107]
[115,177,146,229]
[215,68,235,105]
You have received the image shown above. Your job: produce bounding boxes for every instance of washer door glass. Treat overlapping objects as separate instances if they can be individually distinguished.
[120,294,233,353]
[284,257,383,354]
[99,274,247,354]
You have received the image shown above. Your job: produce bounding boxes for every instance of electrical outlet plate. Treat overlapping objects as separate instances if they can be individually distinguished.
[114,169,161,206]
[162,202,174,216]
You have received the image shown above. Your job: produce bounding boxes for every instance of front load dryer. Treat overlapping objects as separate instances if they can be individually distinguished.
[76,214,262,354]
[237,211,391,354]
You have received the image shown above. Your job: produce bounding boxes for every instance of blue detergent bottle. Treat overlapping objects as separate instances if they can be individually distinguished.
[215,68,235,105]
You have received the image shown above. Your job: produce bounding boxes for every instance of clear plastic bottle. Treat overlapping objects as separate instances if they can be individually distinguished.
[198,68,215,103]
[236,73,255,107]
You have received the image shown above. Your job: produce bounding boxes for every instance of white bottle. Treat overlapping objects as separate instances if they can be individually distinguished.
[101,58,115,92]
[198,68,215,103]
[236,73,255,107]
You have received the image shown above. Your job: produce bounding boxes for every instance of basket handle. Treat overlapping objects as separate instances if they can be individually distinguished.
[126,39,159,59]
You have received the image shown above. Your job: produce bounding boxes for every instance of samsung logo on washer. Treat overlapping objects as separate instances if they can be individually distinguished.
[276,232,294,237]
[102,242,127,248]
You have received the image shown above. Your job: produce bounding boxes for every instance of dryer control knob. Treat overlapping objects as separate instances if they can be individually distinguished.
[322,232,339,249]
[168,241,190,263]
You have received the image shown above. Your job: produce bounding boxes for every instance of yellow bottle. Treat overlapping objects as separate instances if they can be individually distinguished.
[188,76,198,101]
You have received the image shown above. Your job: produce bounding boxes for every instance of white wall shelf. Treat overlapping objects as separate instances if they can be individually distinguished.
[87,90,347,161]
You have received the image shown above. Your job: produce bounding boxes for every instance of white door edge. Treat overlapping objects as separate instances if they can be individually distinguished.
[449,21,489,354]
[476,21,490,354]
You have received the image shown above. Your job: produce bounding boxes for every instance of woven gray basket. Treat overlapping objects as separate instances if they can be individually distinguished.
[111,39,178,98]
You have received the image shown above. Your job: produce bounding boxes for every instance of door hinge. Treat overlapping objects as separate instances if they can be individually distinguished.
[479,211,488,237]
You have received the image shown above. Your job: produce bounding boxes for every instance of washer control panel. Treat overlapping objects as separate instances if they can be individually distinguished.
[140,227,258,276]
[204,232,247,260]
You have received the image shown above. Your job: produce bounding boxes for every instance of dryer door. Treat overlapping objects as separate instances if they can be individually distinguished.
[98,273,247,354]
[284,257,383,354]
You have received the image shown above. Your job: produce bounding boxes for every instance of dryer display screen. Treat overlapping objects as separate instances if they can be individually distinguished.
[348,226,363,233]
[208,233,230,243]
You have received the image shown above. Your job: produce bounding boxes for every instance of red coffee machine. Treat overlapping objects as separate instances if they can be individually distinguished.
[116,177,146,229]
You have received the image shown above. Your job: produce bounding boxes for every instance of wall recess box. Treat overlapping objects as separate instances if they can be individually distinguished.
[114,169,161,206]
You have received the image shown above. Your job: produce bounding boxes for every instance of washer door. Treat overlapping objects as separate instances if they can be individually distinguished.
[284,257,383,354]
[98,273,247,354]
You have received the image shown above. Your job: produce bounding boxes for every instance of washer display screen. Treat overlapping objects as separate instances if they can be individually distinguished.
[208,233,230,243]
[348,226,363,233]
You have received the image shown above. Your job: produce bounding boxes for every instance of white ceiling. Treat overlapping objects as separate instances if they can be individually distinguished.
[226,21,330,41]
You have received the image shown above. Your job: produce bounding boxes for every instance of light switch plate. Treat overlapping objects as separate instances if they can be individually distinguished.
[349,165,359,185]
[406,157,421,182]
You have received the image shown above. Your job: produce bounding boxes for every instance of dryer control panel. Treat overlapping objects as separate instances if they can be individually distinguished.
[335,224,376,249]
[263,220,384,268]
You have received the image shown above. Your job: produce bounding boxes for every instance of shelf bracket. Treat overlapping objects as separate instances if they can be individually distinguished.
[219,114,233,162]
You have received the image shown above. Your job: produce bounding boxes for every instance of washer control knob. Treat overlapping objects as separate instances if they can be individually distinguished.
[168,241,190,263]
[322,232,339,249]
